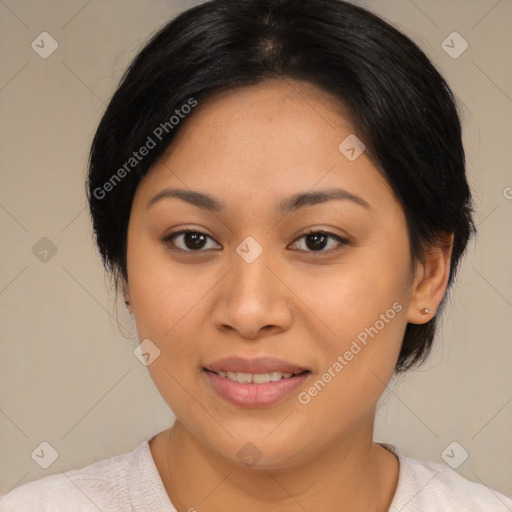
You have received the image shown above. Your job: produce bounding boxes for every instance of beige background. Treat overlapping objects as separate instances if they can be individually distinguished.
[1,0,511,499]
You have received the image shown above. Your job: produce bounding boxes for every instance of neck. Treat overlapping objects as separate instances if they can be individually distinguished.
[150,417,399,511]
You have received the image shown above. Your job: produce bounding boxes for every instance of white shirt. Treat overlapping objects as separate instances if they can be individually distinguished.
[1,437,511,511]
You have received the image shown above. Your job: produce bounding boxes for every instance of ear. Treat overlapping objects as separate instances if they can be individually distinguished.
[407,232,454,324]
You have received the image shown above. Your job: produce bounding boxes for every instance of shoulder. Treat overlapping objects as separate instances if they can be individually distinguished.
[382,443,512,512]
[0,442,141,512]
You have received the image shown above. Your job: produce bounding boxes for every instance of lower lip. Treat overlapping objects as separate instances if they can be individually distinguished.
[204,370,310,408]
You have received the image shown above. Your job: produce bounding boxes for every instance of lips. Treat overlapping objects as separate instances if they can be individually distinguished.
[204,356,307,375]
[203,356,310,408]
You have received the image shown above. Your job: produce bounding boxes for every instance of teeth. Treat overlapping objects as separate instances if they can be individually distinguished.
[237,372,253,384]
[252,373,270,384]
[217,371,297,383]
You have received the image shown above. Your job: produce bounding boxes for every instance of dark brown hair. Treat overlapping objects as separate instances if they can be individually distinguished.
[87,0,475,372]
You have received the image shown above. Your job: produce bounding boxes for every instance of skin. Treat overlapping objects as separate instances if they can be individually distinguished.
[124,79,453,511]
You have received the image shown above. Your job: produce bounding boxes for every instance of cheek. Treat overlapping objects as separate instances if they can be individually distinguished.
[137,293,207,419]
[298,259,409,343]
[126,228,206,338]
[295,273,408,429]
[293,234,411,382]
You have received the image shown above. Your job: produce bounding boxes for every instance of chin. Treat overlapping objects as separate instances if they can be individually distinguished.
[207,432,314,471]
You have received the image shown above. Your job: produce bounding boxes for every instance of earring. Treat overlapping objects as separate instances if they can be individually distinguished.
[421,307,430,314]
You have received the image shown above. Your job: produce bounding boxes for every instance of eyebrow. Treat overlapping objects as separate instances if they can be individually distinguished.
[146,187,370,213]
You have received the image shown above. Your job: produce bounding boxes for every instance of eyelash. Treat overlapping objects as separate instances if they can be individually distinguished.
[162,229,349,255]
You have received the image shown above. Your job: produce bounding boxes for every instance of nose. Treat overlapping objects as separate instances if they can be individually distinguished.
[210,249,293,340]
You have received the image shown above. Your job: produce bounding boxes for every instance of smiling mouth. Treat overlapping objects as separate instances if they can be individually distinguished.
[205,369,308,384]
[203,364,311,407]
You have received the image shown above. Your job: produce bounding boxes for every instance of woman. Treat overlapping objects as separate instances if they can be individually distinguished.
[2,0,511,510]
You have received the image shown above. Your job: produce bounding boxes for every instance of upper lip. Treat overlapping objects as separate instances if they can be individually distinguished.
[204,356,308,375]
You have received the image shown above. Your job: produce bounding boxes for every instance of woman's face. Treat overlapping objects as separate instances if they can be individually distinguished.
[125,79,420,468]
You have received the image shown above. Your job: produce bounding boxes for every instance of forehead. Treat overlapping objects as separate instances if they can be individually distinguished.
[133,79,394,216]
[166,79,352,156]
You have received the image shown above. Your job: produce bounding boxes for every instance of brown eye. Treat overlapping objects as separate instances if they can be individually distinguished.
[163,230,221,252]
[290,231,348,253]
